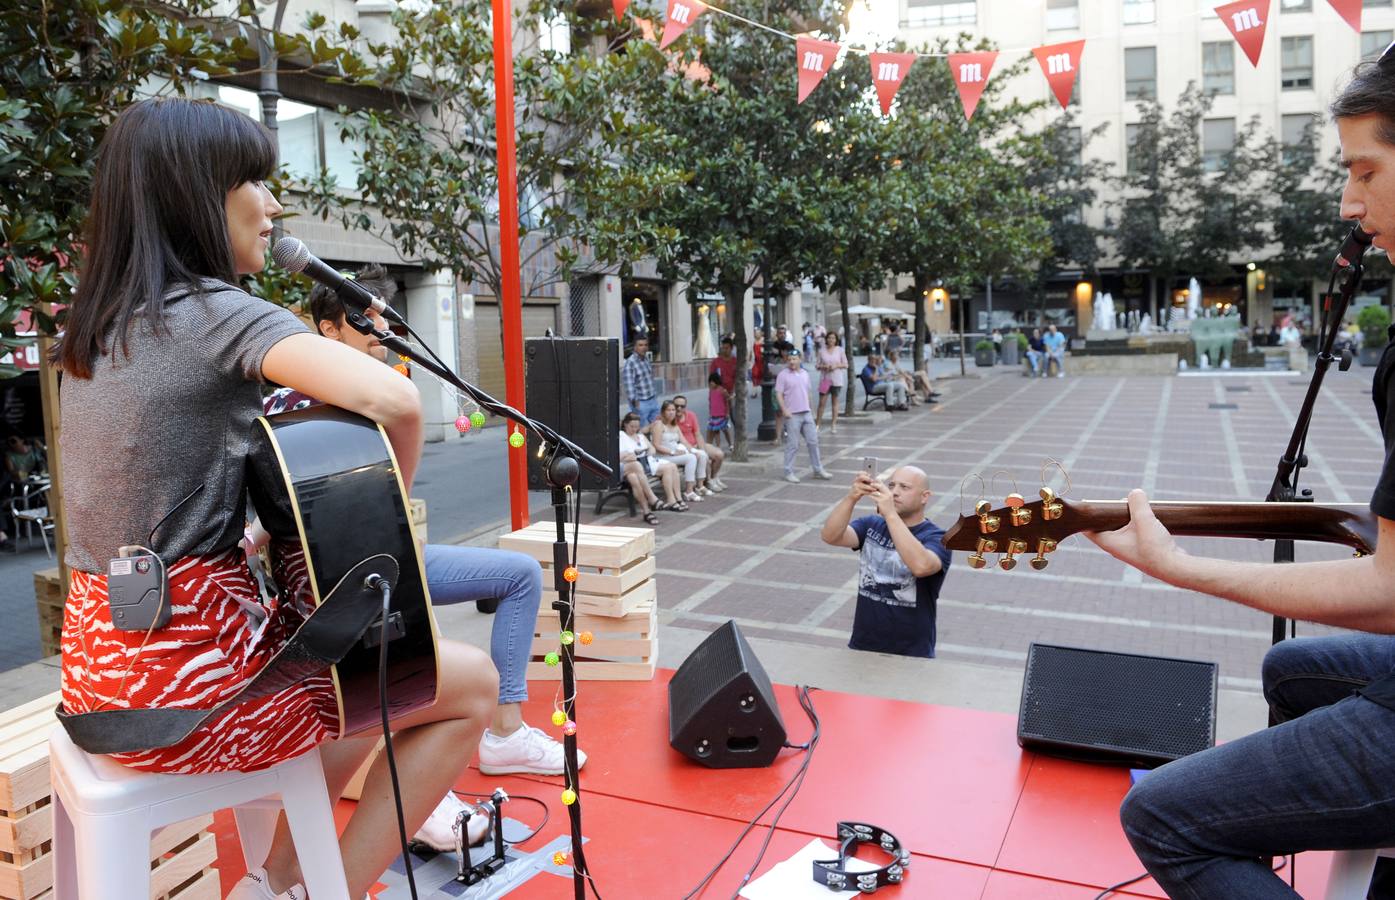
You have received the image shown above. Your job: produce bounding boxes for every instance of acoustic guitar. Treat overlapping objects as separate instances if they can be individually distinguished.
[943,488,1379,571]
[246,404,440,739]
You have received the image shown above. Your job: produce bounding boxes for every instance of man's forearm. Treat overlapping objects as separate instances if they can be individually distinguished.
[821,496,859,544]
[883,514,939,576]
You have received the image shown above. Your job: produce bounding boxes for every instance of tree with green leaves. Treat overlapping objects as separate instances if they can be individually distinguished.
[1262,118,1347,295]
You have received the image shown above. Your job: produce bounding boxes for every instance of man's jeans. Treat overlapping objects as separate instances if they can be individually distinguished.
[871,381,907,407]
[783,410,823,475]
[424,544,542,705]
[1026,349,1043,376]
[1121,635,1395,898]
[1046,349,1065,376]
[631,396,660,426]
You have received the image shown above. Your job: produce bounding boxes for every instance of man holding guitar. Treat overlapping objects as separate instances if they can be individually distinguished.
[1086,52,1395,898]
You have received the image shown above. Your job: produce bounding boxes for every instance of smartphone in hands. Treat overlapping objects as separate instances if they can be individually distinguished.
[862,456,878,480]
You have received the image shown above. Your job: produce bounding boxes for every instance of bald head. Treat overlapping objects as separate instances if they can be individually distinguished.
[884,465,931,522]
[894,465,928,491]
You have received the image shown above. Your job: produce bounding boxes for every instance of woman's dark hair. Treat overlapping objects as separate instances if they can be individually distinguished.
[308,263,395,329]
[56,98,277,378]
[1330,54,1395,146]
[707,371,722,385]
[621,412,641,428]
[825,331,840,346]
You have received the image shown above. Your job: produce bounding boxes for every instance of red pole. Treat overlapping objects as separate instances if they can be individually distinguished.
[491,0,529,531]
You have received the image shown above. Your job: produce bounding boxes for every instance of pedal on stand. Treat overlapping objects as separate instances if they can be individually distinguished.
[457,788,509,885]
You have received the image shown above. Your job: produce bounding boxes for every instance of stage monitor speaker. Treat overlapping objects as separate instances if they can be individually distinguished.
[1018,643,1217,769]
[524,337,620,493]
[669,620,787,768]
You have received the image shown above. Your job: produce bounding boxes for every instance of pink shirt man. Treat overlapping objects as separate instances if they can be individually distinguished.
[775,364,813,415]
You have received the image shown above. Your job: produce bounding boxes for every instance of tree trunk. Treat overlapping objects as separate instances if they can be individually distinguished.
[725,281,750,462]
[840,283,854,417]
[912,272,928,394]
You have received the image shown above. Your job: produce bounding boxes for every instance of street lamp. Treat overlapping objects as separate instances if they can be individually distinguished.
[757,289,777,442]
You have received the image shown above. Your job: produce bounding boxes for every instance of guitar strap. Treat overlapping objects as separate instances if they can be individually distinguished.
[55,555,400,756]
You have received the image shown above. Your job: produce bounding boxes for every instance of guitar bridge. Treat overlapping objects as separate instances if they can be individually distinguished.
[362,611,407,648]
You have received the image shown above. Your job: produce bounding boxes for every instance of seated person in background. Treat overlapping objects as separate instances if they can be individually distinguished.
[619,411,686,514]
[1026,328,1046,377]
[673,393,725,493]
[5,436,43,480]
[819,467,951,658]
[885,349,934,405]
[861,354,907,409]
[262,266,581,852]
[649,399,709,502]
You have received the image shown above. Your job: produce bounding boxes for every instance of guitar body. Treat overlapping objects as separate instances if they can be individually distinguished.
[246,405,440,738]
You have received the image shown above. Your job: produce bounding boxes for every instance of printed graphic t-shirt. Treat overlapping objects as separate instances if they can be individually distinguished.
[848,515,952,658]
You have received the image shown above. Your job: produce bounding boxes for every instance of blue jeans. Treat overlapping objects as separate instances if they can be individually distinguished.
[631,396,660,426]
[424,544,542,705]
[1121,635,1395,898]
[1026,349,1043,376]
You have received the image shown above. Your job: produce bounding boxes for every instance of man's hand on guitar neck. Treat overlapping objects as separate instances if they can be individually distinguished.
[1084,489,1184,579]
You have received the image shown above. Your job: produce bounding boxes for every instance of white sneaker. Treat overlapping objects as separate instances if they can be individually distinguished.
[479,723,587,775]
[412,792,491,851]
[706,481,724,493]
[813,469,834,480]
[784,473,801,483]
[227,869,304,900]
[713,478,728,491]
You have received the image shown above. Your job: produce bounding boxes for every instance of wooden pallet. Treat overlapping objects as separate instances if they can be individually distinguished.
[540,568,656,618]
[527,600,658,681]
[32,570,62,660]
[0,693,218,899]
[498,522,654,569]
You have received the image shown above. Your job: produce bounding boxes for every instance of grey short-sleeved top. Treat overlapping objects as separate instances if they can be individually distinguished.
[61,278,309,573]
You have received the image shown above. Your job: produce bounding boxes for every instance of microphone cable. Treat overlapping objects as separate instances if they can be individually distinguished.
[372,574,420,900]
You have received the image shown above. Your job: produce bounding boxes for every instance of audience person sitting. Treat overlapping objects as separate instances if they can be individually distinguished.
[673,394,725,493]
[885,350,932,405]
[5,436,43,481]
[862,354,908,409]
[649,400,708,502]
[619,412,686,517]
[1026,328,1046,378]
[1042,324,1067,378]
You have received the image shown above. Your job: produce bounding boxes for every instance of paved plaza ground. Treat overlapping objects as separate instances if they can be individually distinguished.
[0,360,1385,744]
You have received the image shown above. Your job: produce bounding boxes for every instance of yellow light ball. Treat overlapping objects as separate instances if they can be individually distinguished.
[563,566,579,583]
[553,850,568,866]
[561,788,577,806]
[508,431,526,448]
[560,630,575,646]
[544,651,560,666]
[579,631,594,645]
[551,709,567,727]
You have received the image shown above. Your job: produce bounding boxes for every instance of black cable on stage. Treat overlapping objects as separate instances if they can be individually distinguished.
[680,686,821,900]
[374,576,420,900]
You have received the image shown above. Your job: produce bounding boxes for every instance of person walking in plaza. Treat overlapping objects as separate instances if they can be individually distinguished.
[1042,323,1067,377]
[1026,328,1046,377]
[1083,52,1395,899]
[649,399,708,501]
[819,466,951,657]
[774,349,831,483]
[673,393,725,492]
[623,336,660,424]
[815,331,848,433]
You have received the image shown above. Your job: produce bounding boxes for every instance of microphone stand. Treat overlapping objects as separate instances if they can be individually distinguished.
[1264,257,1365,651]
[343,312,607,899]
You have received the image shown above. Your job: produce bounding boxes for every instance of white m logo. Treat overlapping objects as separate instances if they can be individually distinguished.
[802,51,825,72]
[1231,7,1261,31]
[959,63,982,82]
[672,3,691,23]
[1046,53,1072,75]
[877,62,900,81]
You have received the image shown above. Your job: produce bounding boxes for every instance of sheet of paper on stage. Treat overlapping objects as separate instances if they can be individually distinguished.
[739,837,881,899]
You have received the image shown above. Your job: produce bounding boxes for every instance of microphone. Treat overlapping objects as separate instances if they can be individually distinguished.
[271,236,406,325]
[1335,224,1375,270]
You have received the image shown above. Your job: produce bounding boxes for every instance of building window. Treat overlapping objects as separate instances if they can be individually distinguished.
[1066,126,1083,164]
[903,0,976,27]
[1123,0,1156,24]
[1202,41,1235,95]
[1281,112,1318,165]
[1202,118,1236,173]
[1124,47,1157,100]
[201,84,364,190]
[1125,123,1143,173]
[1046,0,1079,30]
[1281,36,1313,90]
[1363,30,1393,60]
[1367,0,1393,9]
[1280,0,1311,10]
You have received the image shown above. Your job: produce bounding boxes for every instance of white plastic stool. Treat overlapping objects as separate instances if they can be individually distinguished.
[48,725,350,900]
[1325,846,1395,899]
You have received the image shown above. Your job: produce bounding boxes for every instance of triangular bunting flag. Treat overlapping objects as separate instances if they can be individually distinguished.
[1032,40,1085,110]
[946,51,999,121]
[1327,0,1362,32]
[613,0,630,20]
[796,37,841,104]
[659,0,707,50]
[869,52,916,116]
[1215,0,1271,68]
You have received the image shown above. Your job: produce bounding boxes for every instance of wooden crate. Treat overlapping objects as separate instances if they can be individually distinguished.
[0,693,218,899]
[409,497,427,541]
[32,570,62,660]
[527,600,657,681]
[498,522,654,570]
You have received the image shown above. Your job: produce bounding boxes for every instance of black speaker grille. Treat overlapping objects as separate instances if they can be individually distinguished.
[1019,644,1217,766]
[670,620,754,731]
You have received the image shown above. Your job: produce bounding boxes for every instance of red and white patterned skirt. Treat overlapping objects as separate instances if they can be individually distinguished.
[59,544,338,774]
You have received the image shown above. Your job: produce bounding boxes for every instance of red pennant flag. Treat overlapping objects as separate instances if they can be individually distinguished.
[1216,0,1271,67]
[1032,40,1085,110]
[946,51,998,121]
[614,0,630,19]
[796,37,841,104]
[869,52,916,116]
[659,0,706,50]
[1327,0,1362,32]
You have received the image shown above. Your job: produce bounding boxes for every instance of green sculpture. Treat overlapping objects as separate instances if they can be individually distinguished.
[1190,313,1243,368]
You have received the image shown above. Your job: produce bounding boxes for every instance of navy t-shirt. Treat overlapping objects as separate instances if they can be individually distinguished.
[847,515,952,658]
[1357,327,1395,711]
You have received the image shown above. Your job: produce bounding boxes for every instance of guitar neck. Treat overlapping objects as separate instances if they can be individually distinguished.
[1070,500,1378,555]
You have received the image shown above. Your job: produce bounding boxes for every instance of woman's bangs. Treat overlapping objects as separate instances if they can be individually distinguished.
[216,103,278,189]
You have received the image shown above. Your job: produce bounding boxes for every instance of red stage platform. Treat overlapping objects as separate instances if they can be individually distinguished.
[208,673,1342,898]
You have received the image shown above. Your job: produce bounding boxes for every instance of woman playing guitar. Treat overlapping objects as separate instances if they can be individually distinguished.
[55,97,498,899]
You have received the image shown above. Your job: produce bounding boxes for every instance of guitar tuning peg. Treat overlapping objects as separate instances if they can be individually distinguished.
[999,538,1027,570]
[1039,487,1056,504]
[968,537,997,569]
[1040,487,1064,520]
[1010,506,1033,527]
[975,500,992,516]
[1004,492,1025,509]
[976,501,1000,534]
[1030,538,1058,571]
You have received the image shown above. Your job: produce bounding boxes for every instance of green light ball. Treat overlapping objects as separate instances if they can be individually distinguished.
[544,651,560,666]
[470,411,486,428]
[509,431,526,448]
